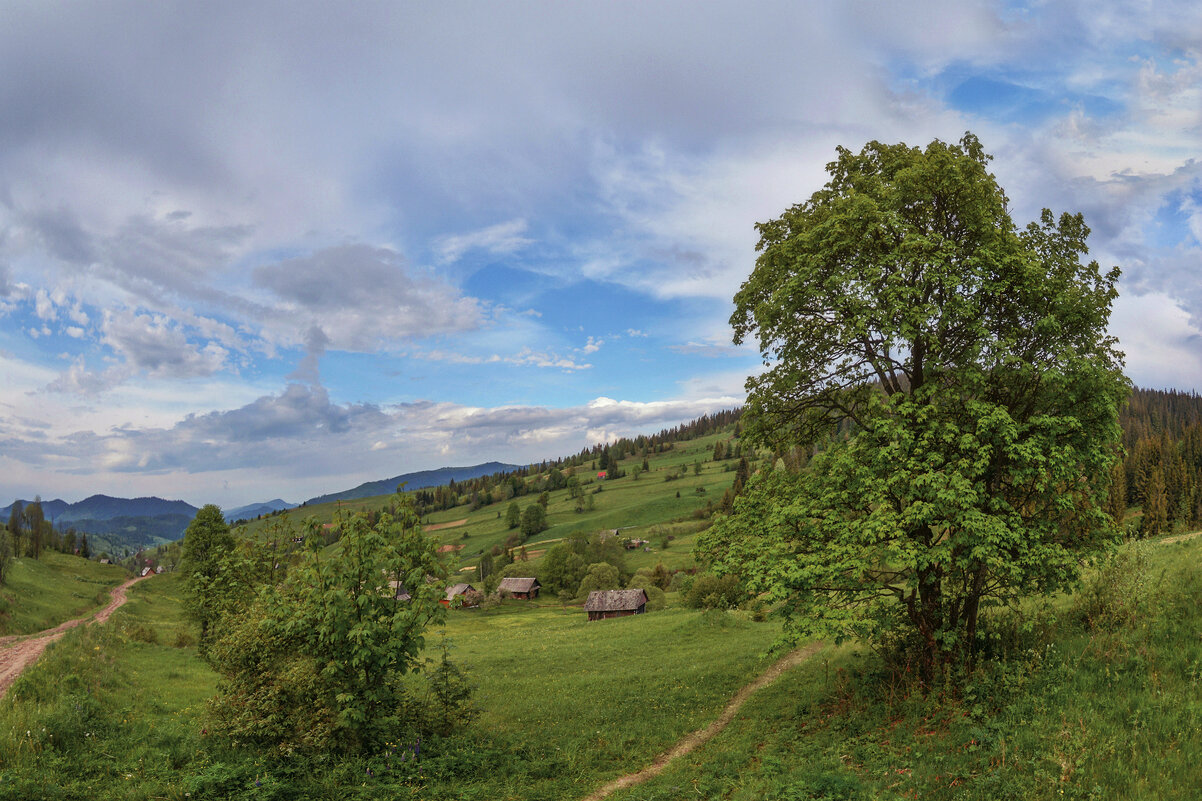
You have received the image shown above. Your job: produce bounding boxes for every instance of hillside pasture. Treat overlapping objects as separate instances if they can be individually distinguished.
[0,552,128,636]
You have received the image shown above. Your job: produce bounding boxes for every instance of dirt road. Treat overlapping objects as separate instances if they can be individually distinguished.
[0,574,149,699]
[581,642,824,801]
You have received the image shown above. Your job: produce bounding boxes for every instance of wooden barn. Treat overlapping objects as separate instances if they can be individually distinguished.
[584,589,648,621]
[442,582,477,607]
[497,576,541,599]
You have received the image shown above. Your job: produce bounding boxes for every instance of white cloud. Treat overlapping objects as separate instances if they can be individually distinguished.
[101,309,229,379]
[1110,291,1202,390]
[251,244,483,351]
[435,219,533,264]
[33,288,57,321]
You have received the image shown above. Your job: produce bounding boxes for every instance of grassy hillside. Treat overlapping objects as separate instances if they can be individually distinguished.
[605,533,1202,801]
[239,429,747,583]
[0,552,129,636]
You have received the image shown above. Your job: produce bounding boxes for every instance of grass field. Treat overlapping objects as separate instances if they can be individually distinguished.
[0,571,781,800]
[9,427,1198,799]
[603,533,1202,801]
[0,552,129,636]
[3,521,1202,799]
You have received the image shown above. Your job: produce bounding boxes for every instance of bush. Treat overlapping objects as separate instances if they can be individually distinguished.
[685,573,745,610]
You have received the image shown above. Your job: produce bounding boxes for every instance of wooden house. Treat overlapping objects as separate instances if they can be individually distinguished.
[497,576,541,599]
[140,566,154,577]
[442,582,477,607]
[584,589,648,621]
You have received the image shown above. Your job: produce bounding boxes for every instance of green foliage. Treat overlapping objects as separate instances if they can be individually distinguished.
[505,500,521,529]
[627,575,668,611]
[685,572,745,610]
[612,538,1202,801]
[537,542,588,596]
[707,133,1128,678]
[519,503,547,538]
[180,504,237,652]
[420,636,479,737]
[207,495,448,754]
[575,561,621,599]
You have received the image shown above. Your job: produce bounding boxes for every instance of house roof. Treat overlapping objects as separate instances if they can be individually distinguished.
[388,579,411,601]
[497,577,540,593]
[445,582,476,600]
[584,589,648,612]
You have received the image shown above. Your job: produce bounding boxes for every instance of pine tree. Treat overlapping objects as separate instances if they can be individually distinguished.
[1107,458,1127,529]
[1140,466,1168,538]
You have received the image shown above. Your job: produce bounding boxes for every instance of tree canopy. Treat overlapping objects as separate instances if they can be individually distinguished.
[208,494,448,753]
[180,504,237,651]
[700,133,1127,679]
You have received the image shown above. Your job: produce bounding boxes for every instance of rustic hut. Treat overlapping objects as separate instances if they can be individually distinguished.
[388,580,411,601]
[584,589,648,621]
[496,576,541,599]
[140,566,154,577]
[442,582,477,607]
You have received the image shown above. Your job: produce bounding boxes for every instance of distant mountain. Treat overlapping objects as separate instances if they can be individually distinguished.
[0,495,201,555]
[304,462,522,506]
[58,494,199,523]
[0,498,71,522]
[225,499,296,522]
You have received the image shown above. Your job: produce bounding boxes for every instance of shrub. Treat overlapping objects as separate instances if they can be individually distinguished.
[685,573,745,610]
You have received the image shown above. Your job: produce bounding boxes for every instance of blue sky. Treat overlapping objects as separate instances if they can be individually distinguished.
[2,0,1201,508]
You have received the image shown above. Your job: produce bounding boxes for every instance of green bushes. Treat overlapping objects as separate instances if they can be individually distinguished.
[684,573,745,609]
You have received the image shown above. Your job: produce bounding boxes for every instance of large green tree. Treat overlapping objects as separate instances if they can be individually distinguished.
[700,134,1127,679]
[180,504,237,652]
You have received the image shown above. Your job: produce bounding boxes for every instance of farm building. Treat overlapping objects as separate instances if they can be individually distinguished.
[443,582,478,606]
[584,589,648,621]
[140,566,154,577]
[388,580,411,601]
[497,576,541,599]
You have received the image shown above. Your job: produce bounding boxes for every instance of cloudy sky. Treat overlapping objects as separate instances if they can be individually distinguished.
[2,1,1200,508]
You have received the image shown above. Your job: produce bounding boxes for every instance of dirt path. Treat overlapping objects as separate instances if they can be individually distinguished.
[1159,529,1202,545]
[0,574,149,699]
[581,641,823,801]
[424,518,469,532]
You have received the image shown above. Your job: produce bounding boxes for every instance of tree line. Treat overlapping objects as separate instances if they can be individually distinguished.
[1,497,93,584]
[1111,387,1202,536]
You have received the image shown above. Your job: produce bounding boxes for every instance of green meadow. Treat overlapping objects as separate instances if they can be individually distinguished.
[5,531,1202,800]
[0,551,128,636]
[0,572,779,800]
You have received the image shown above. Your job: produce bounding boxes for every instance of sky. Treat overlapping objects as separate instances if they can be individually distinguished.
[1,1,1201,509]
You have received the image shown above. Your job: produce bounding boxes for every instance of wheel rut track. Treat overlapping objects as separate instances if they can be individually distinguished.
[581,641,823,801]
[0,574,150,699]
